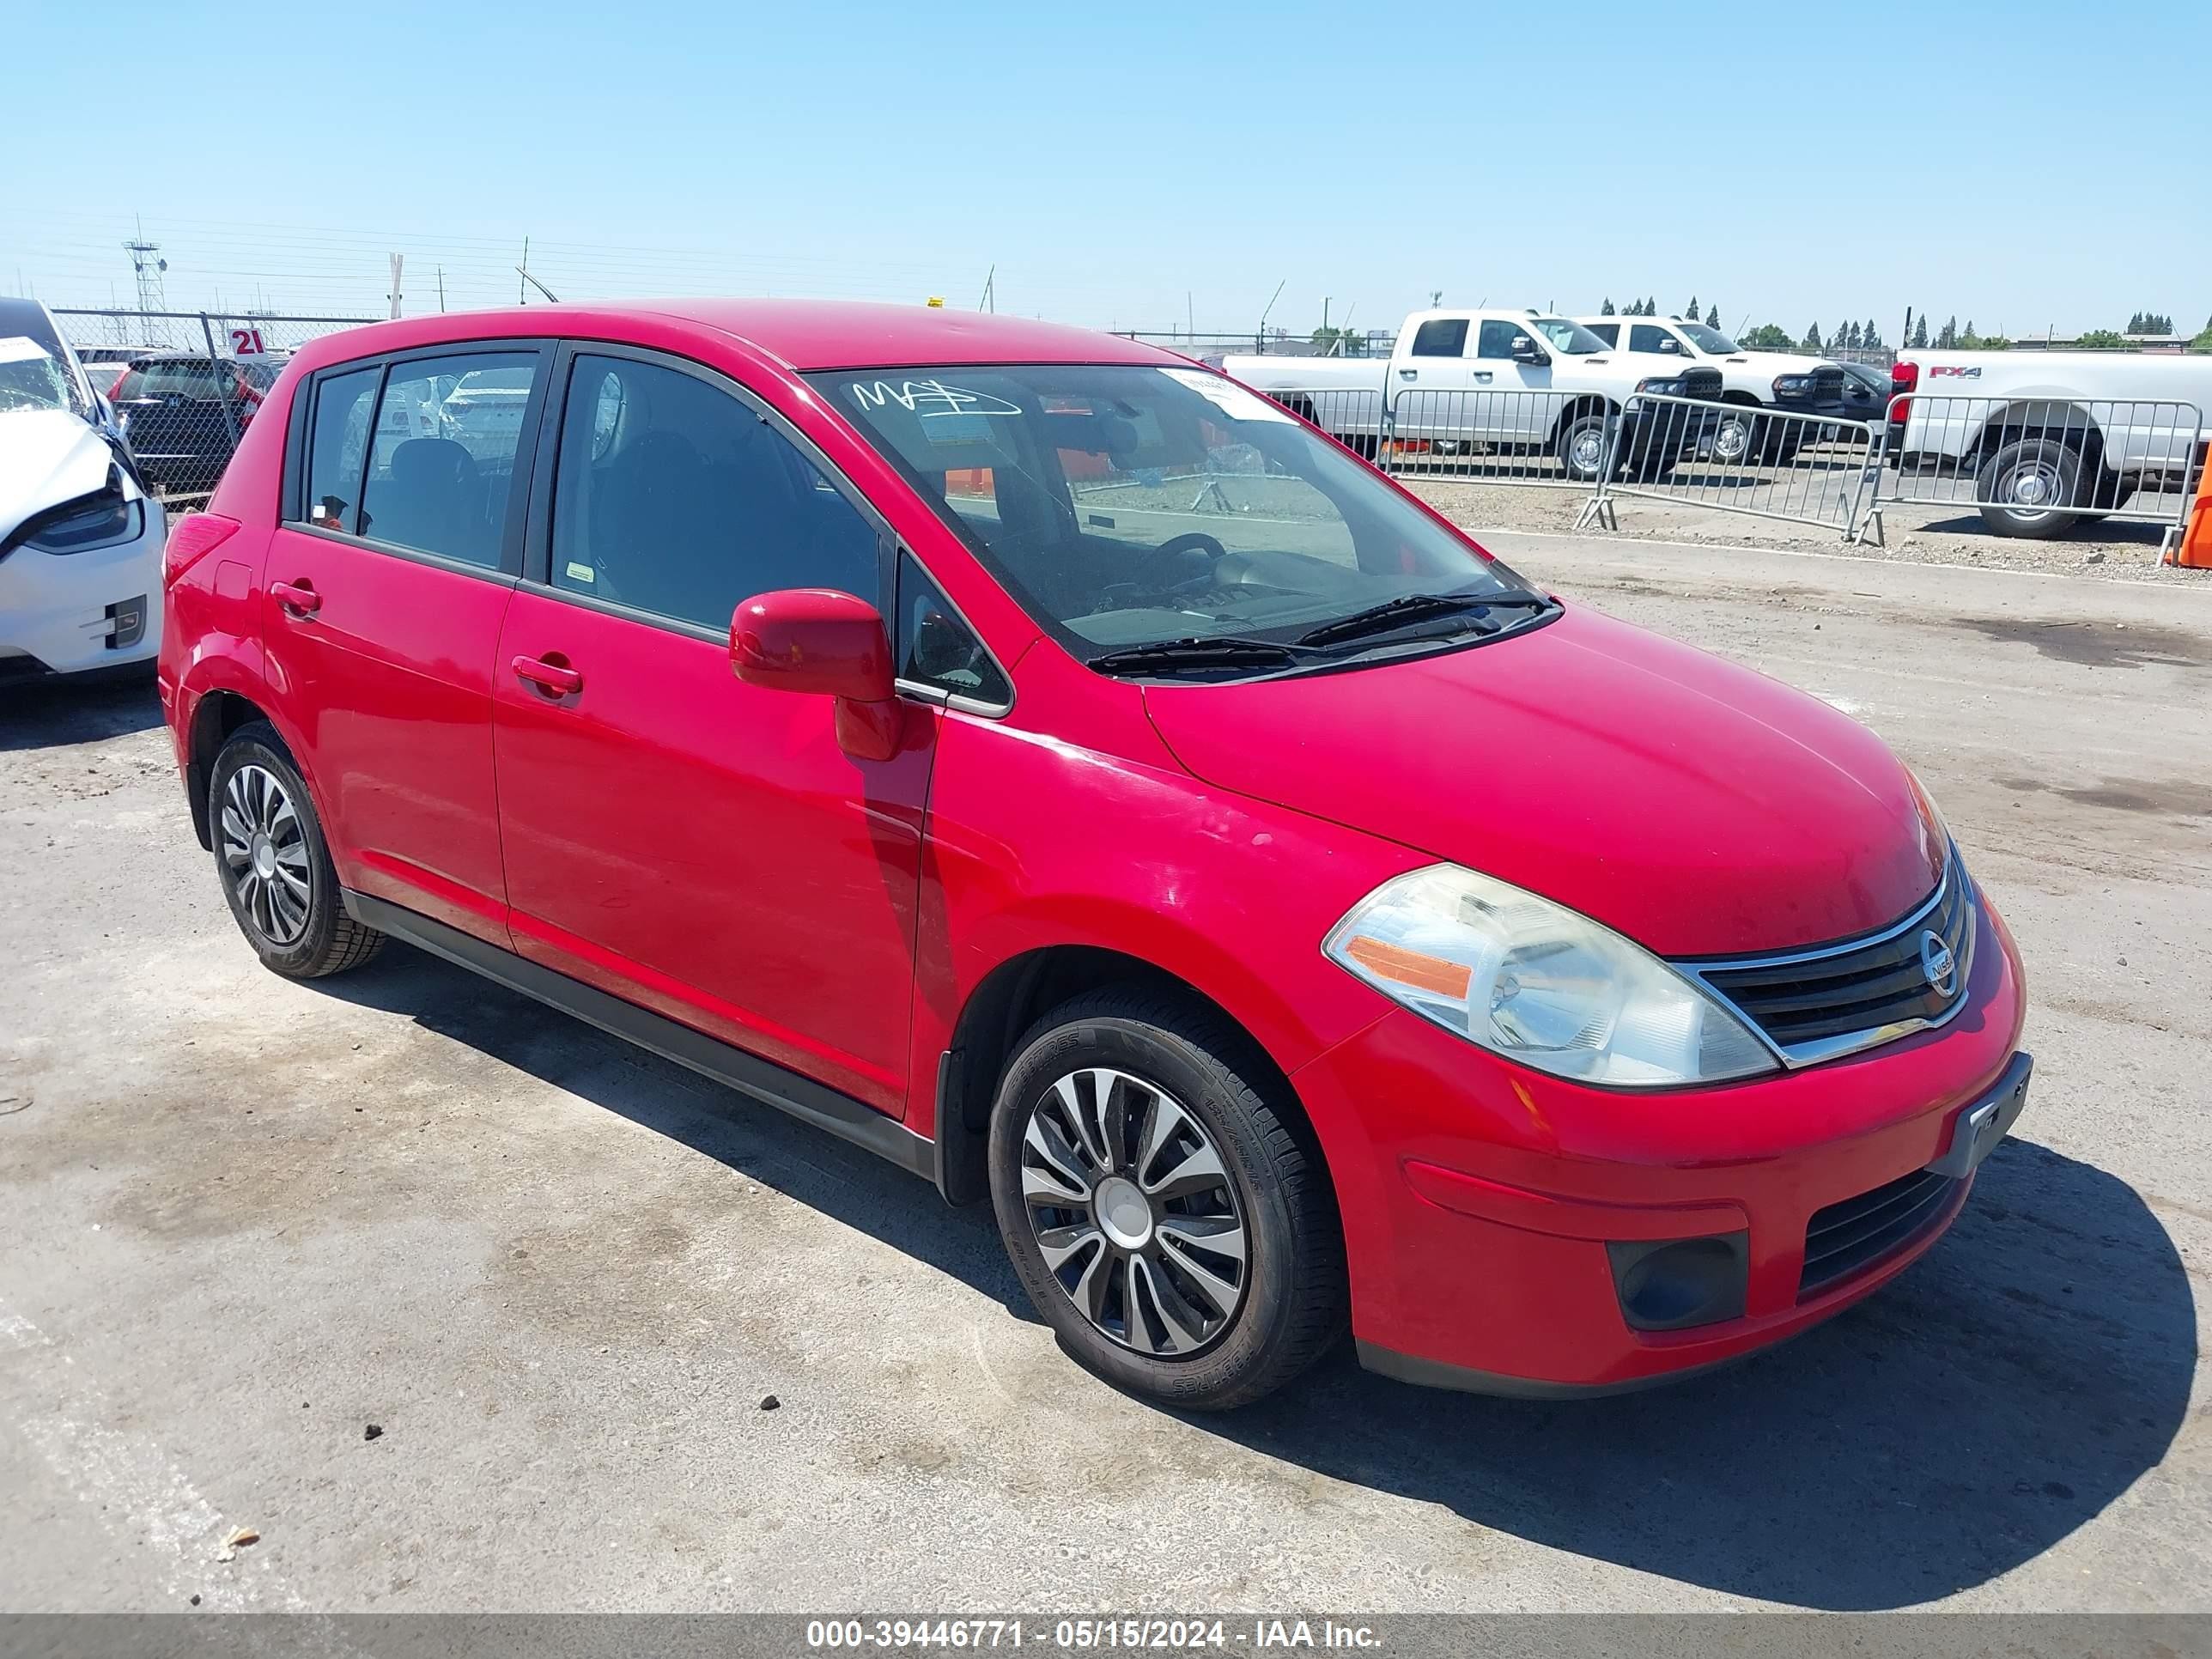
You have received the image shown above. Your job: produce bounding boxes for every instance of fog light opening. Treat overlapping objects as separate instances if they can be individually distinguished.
[1607,1232,1749,1333]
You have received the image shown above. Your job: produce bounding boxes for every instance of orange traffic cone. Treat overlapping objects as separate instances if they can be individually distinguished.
[2172,461,2212,568]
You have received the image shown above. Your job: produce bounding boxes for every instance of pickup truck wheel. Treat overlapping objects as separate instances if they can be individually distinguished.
[1711,411,1753,465]
[1557,413,1612,483]
[1977,437,2084,538]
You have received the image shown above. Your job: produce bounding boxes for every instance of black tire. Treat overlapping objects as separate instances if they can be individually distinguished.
[1556,411,1613,483]
[1977,436,2085,538]
[987,988,1346,1410]
[208,721,384,978]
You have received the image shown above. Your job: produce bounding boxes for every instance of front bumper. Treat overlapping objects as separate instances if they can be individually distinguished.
[0,501,167,678]
[1291,887,2028,1394]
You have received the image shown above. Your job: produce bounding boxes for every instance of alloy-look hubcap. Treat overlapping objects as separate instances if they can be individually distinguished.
[220,763,312,945]
[1019,1067,1248,1357]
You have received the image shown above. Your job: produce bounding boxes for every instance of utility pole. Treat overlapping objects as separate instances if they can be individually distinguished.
[387,253,404,319]
[125,234,167,319]
[437,267,447,313]
[1187,291,1194,339]
[1256,278,1285,355]
[519,238,529,306]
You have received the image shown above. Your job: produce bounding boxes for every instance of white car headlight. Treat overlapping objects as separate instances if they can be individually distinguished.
[1323,865,1778,1088]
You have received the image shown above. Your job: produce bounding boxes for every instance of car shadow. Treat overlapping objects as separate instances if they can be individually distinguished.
[0,671,162,750]
[315,942,2192,1611]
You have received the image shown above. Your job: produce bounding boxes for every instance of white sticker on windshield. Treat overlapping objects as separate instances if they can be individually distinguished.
[1156,366,1293,423]
[0,335,52,365]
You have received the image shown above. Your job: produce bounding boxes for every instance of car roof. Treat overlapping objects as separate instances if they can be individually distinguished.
[299,300,1187,374]
[0,296,65,352]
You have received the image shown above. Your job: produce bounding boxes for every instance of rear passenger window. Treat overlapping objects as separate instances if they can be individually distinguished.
[1408,319,1468,357]
[358,352,538,568]
[1587,323,1620,347]
[303,368,380,532]
[549,355,878,631]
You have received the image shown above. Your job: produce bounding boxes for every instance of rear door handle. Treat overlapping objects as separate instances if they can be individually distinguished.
[511,654,583,696]
[271,580,321,615]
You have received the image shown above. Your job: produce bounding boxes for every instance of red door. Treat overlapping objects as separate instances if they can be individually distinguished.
[487,347,932,1117]
[491,590,934,1115]
[260,528,514,943]
[258,344,550,945]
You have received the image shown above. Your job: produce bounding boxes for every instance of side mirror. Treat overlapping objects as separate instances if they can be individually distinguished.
[730,588,903,761]
[1511,336,1549,366]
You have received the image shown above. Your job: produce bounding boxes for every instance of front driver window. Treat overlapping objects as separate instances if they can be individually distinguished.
[549,355,879,632]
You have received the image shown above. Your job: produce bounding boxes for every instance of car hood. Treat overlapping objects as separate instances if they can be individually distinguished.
[1141,605,1944,957]
[0,409,113,544]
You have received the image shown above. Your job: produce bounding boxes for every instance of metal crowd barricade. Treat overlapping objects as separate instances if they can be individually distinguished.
[1379,386,1626,489]
[1583,394,1888,541]
[1255,385,1389,459]
[53,308,378,508]
[1873,392,2205,552]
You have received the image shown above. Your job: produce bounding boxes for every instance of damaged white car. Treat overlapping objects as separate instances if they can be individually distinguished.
[1,298,167,682]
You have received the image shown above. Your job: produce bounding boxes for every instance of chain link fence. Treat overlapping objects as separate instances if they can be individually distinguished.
[53,309,377,507]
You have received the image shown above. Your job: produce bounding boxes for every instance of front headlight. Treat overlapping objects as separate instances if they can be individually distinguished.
[1635,375,1686,395]
[18,477,144,556]
[1324,865,1778,1088]
[1772,374,1814,396]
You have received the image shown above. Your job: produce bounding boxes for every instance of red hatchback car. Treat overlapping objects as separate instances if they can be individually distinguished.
[159,301,2029,1408]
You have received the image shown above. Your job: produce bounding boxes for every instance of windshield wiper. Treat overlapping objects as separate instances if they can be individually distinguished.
[1296,591,1547,649]
[1086,635,1326,678]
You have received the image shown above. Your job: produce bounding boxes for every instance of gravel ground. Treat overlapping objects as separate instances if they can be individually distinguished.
[1,537,2207,1616]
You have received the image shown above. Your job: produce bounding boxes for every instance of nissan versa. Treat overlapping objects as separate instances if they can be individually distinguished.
[158,301,2030,1408]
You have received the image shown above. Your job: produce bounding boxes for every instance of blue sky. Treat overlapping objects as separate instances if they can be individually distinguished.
[8,0,2208,340]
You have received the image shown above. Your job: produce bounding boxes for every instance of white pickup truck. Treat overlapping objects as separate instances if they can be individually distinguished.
[1221,309,1723,483]
[1886,349,2211,537]
[1573,314,1845,462]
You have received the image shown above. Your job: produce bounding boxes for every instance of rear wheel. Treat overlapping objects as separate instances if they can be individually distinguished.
[1977,437,2085,538]
[987,988,1346,1409]
[209,723,383,978]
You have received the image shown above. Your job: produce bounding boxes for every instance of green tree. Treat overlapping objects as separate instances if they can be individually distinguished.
[1937,315,1958,348]
[1705,303,1719,327]
[1911,314,1929,348]
[1644,296,1656,317]
[1600,297,1616,315]
[2127,311,2144,333]
[1802,320,1823,351]
[1686,295,1698,320]
[1741,323,1795,349]
[1841,322,1861,350]
[2193,314,2212,348]
[2075,329,2125,349]
[1960,320,1978,347]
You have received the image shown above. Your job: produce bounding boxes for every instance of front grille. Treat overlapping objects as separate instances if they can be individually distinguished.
[1681,368,1723,400]
[1684,866,1973,1060]
[1810,367,1845,395]
[1800,1166,1960,1298]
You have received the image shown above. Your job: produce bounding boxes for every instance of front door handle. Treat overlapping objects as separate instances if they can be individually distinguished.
[271,580,321,615]
[511,654,583,696]
[1398,368,1419,381]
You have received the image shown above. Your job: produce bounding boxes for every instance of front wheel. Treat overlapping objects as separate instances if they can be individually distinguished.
[987,988,1346,1409]
[1556,412,1613,483]
[1977,437,2085,538]
[209,723,384,978]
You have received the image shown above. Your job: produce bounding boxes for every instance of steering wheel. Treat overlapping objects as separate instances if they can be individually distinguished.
[1147,532,1231,592]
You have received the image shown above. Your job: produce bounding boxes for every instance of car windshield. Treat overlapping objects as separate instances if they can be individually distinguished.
[1677,322,1741,354]
[0,336,76,416]
[1531,319,1608,355]
[813,363,1543,672]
